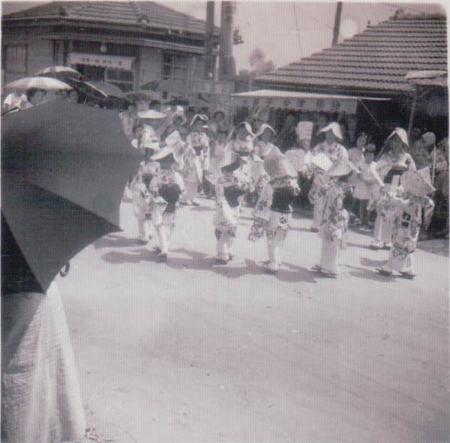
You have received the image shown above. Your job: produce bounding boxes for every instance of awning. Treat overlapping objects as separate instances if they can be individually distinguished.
[406,70,447,88]
[231,89,390,114]
[68,53,135,70]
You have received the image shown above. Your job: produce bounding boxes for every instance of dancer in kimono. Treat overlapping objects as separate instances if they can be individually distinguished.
[254,123,281,159]
[370,128,416,250]
[250,152,300,274]
[149,145,185,261]
[309,122,349,232]
[183,114,210,205]
[131,148,160,244]
[225,122,256,206]
[312,161,353,278]
[376,168,435,279]
[213,150,252,264]
[205,130,229,196]
[251,124,282,205]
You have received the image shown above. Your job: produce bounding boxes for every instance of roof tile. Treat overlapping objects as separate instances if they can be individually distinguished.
[257,15,447,95]
[3,1,214,36]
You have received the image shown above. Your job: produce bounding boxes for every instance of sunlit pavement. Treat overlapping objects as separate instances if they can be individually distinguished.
[57,198,449,443]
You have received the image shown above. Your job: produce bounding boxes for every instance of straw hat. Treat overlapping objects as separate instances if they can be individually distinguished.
[386,127,409,148]
[327,160,355,177]
[165,129,182,146]
[230,121,255,139]
[401,167,435,197]
[311,152,333,171]
[137,109,167,119]
[151,146,179,164]
[263,151,297,179]
[255,123,277,138]
[319,122,343,140]
[190,113,209,126]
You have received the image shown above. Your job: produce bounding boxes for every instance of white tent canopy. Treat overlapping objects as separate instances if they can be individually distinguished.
[231,89,390,114]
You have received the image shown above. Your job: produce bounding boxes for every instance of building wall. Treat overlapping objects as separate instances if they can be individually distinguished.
[137,48,206,87]
[3,30,54,83]
[26,38,54,77]
[137,47,163,88]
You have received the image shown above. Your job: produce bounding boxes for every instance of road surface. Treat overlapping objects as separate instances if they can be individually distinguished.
[57,198,450,443]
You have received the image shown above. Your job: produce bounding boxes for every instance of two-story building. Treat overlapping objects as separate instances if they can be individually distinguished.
[2,1,220,98]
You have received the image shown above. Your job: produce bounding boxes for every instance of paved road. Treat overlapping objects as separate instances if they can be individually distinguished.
[57,198,449,443]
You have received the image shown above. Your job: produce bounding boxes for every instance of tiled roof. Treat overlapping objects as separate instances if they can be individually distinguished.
[3,1,215,36]
[256,15,447,96]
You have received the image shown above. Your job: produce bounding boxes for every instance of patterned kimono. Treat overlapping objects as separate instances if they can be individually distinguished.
[205,139,227,189]
[149,168,185,255]
[2,283,86,443]
[383,193,434,274]
[214,169,250,261]
[251,177,300,271]
[317,180,349,274]
[184,131,210,202]
[131,160,160,242]
[309,141,348,230]
[371,152,416,248]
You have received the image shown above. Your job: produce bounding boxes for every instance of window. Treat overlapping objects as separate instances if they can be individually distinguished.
[162,52,189,81]
[53,41,65,65]
[5,45,27,74]
[105,68,134,92]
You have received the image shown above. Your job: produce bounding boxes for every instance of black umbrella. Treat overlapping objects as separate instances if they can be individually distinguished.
[1,101,141,294]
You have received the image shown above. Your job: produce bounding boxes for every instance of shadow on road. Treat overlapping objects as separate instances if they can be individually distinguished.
[211,259,318,283]
[345,265,396,282]
[101,248,158,264]
[346,241,373,251]
[100,244,320,283]
[94,234,143,249]
[290,226,315,234]
[360,256,387,267]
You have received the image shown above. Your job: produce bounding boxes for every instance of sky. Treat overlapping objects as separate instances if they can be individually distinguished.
[1,1,446,70]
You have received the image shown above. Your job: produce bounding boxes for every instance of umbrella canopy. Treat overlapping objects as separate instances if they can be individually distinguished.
[64,79,130,109]
[1,101,141,294]
[126,90,162,103]
[36,65,82,80]
[5,76,73,91]
[66,78,108,101]
[88,81,126,99]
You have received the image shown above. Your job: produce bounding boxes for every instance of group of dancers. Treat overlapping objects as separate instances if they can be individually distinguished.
[124,108,435,279]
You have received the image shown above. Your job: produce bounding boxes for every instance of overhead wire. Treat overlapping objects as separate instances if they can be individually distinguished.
[292,3,304,58]
[295,4,346,41]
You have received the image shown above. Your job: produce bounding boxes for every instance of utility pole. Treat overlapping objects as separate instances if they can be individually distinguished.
[219,1,236,81]
[332,2,343,45]
[204,1,215,80]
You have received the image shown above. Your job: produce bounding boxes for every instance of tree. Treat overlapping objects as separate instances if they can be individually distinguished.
[249,48,275,75]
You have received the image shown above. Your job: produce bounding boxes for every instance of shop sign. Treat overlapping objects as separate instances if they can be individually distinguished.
[68,53,135,70]
[231,95,357,113]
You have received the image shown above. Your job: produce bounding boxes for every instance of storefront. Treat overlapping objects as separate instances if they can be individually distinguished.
[2,2,219,95]
[254,13,447,143]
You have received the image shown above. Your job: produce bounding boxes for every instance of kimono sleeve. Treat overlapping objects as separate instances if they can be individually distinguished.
[423,197,435,226]
[149,175,160,196]
[173,172,185,193]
